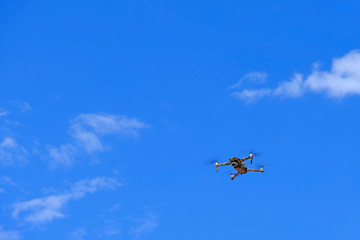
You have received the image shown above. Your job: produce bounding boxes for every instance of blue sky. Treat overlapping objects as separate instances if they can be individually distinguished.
[1,1,360,239]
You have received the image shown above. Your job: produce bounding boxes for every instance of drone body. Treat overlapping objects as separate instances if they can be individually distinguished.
[215,153,264,180]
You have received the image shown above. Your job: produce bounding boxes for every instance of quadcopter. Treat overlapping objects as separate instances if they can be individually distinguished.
[215,153,264,180]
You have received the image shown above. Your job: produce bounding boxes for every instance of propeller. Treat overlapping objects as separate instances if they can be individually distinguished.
[246,149,263,164]
[205,157,220,165]
[247,149,263,157]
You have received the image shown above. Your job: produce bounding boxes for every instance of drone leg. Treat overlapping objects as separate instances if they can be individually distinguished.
[247,168,264,173]
[215,162,230,173]
[231,171,240,180]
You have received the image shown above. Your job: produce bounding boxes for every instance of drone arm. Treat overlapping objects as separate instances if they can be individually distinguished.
[247,167,264,173]
[240,156,251,162]
[215,162,230,173]
[240,153,254,164]
[216,162,230,167]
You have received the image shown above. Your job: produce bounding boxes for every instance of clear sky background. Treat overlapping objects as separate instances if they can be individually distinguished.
[1,1,360,239]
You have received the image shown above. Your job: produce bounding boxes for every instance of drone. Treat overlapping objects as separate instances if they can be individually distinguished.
[215,153,264,180]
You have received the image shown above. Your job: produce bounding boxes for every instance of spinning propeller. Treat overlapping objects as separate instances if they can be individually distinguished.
[247,149,263,164]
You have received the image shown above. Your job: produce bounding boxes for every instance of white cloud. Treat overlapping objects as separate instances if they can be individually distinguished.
[0,138,17,148]
[305,50,360,97]
[47,144,76,168]
[231,72,268,89]
[70,114,147,153]
[13,194,70,223]
[72,114,146,136]
[233,50,360,102]
[70,127,103,153]
[273,73,305,98]
[232,89,272,103]
[0,137,27,166]
[70,177,120,198]
[130,213,158,239]
[0,227,21,240]
[48,113,147,167]
[12,177,121,224]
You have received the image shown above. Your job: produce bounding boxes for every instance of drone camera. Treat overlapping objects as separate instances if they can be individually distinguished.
[231,162,239,167]
[215,162,219,173]
[250,152,253,164]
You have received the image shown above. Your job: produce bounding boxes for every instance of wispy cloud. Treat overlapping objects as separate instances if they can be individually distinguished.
[0,101,31,120]
[47,144,77,168]
[107,203,121,213]
[11,101,32,113]
[0,137,27,166]
[130,213,159,240]
[231,72,268,89]
[0,226,21,240]
[233,89,272,103]
[0,176,18,186]
[69,228,87,240]
[0,111,8,117]
[70,114,147,153]
[12,177,121,224]
[47,113,147,167]
[232,50,360,102]
[102,221,122,237]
